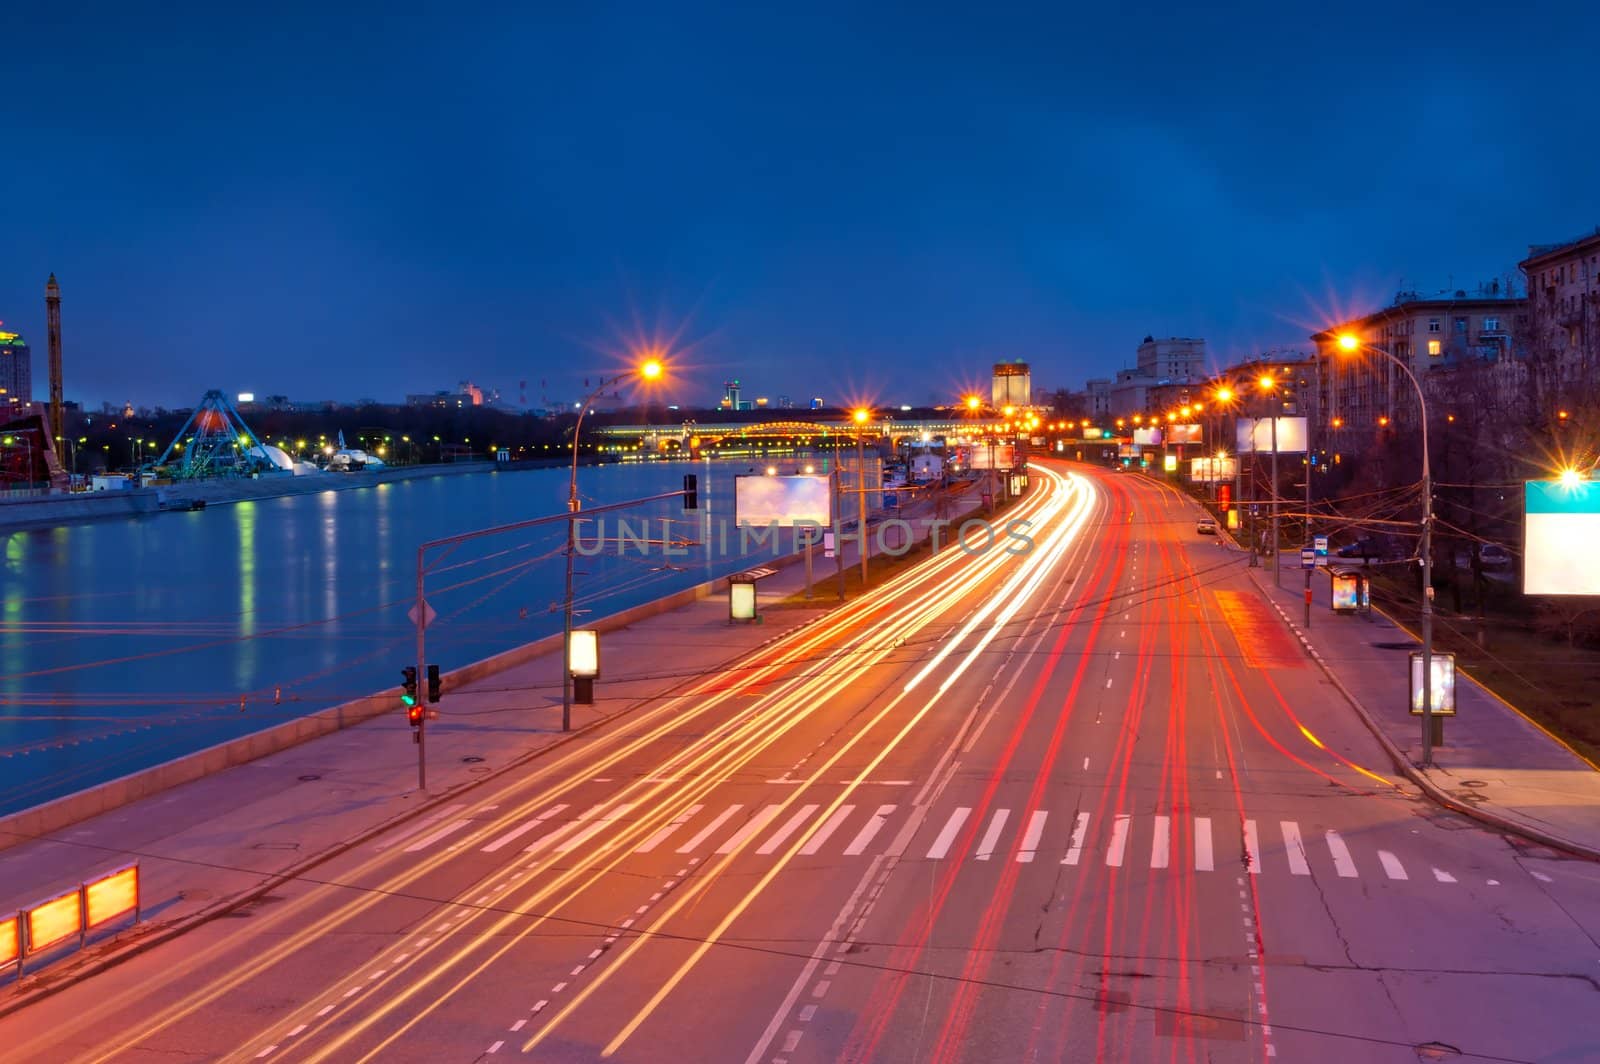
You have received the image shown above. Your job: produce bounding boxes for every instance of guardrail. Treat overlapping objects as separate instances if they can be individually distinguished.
[1,862,140,978]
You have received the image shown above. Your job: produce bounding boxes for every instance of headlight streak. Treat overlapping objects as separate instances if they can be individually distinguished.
[65,503,1032,1064]
[238,477,1075,1063]
[525,468,1106,1058]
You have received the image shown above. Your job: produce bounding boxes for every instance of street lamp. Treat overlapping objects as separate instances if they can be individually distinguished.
[852,407,871,586]
[1338,331,1437,766]
[562,354,666,732]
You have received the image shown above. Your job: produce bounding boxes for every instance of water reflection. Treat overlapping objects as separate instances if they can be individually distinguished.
[0,462,778,813]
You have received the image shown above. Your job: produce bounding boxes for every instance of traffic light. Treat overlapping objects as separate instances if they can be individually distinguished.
[407,702,424,729]
[683,474,698,510]
[426,664,441,703]
[400,666,418,707]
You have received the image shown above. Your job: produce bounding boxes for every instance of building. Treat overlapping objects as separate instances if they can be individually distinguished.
[1311,284,1526,436]
[1084,378,1111,421]
[1107,337,1207,417]
[0,328,31,411]
[1521,230,1600,411]
[991,360,1031,408]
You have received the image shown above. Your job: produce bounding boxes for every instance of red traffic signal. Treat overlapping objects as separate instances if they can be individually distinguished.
[407,702,424,728]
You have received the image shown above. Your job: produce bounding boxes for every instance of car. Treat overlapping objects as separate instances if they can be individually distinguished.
[1479,543,1513,569]
[1196,518,1218,535]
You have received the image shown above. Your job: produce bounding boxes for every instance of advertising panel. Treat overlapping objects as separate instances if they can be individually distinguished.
[1524,479,1600,595]
[1133,427,1163,447]
[1163,453,1178,472]
[969,444,1016,470]
[1189,456,1237,483]
[1235,417,1308,454]
[735,473,833,527]
[1168,424,1202,445]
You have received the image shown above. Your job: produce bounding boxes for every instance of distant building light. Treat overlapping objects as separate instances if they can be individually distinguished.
[237,392,255,403]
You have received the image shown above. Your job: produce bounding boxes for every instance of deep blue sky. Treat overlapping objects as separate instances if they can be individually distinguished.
[4,2,1597,411]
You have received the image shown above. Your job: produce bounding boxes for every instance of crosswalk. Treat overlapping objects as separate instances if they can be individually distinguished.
[390,802,1461,884]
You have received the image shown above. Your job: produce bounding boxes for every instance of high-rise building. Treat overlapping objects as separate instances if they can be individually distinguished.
[0,328,31,410]
[991,360,1031,407]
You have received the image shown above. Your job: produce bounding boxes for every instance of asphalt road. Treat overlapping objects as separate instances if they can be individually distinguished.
[3,461,1598,1064]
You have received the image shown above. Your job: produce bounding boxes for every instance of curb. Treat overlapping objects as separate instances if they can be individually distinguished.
[1242,569,1600,863]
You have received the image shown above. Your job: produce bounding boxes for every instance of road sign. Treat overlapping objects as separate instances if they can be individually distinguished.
[1301,548,1316,570]
[407,599,437,629]
[823,530,836,559]
[1314,535,1329,566]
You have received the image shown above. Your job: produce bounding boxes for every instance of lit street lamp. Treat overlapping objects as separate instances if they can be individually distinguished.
[852,407,871,585]
[562,355,665,732]
[1339,332,1438,766]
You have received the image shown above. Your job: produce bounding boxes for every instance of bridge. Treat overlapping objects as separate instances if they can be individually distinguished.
[593,417,993,447]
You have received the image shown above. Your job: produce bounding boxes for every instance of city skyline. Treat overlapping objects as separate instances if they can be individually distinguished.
[5,5,1599,409]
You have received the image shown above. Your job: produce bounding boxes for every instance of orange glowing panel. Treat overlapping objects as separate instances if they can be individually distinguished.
[0,913,17,968]
[85,864,139,928]
[26,890,82,954]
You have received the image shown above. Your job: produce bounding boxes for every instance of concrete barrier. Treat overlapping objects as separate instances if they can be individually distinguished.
[0,547,808,853]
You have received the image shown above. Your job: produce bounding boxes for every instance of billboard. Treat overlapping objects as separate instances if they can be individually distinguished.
[1163,453,1178,472]
[1168,424,1202,445]
[735,473,832,527]
[1132,427,1162,446]
[1524,479,1600,595]
[1236,417,1307,454]
[970,443,1016,470]
[1189,456,1237,483]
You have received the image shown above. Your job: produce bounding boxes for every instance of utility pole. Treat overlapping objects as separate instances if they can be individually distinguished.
[1270,407,1280,587]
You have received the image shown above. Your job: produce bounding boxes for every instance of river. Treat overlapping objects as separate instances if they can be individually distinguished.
[0,459,823,815]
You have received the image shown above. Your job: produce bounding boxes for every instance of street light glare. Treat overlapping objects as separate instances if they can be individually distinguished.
[1337,333,1360,352]
[965,395,980,411]
[1559,468,1584,487]
[852,408,869,424]
[639,359,664,381]
[1258,374,1275,390]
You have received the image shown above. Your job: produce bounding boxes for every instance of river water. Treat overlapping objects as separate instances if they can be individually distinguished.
[0,460,823,815]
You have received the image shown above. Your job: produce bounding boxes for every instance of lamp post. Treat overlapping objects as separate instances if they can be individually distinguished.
[1339,333,1436,765]
[562,356,664,733]
[852,407,871,586]
[1258,374,1281,587]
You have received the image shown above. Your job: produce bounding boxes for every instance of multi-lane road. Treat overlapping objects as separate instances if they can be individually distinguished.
[4,462,1598,1063]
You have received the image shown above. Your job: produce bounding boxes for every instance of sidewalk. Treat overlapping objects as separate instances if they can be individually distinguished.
[0,488,977,1006]
[1244,552,1600,861]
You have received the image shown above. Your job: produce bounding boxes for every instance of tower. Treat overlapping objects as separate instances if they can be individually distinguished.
[46,274,64,466]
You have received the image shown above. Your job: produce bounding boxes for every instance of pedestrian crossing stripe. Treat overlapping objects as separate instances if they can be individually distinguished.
[393,803,1456,883]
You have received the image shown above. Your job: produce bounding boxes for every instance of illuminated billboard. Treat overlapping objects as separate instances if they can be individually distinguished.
[1236,417,1307,454]
[735,473,832,527]
[1163,453,1178,472]
[1133,427,1162,446]
[1524,479,1600,595]
[969,443,1016,470]
[1168,424,1202,445]
[1189,456,1237,483]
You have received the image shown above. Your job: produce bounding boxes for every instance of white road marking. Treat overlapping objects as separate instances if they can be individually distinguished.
[926,807,971,859]
[1151,815,1170,869]
[678,805,744,853]
[843,805,896,855]
[1063,812,1090,865]
[1325,830,1358,878]
[1105,677,1113,688]
[488,1040,504,1053]
[1016,810,1048,862]
[635,805,703,853]
[1432,868,1457,883]
[718,805,783,854]
[975,808,1011,861]
[1530,870,1554,884]
[759,804,822,855]
[1244,820,1261,875]
[374,803,467,850]
[316,1005,334,1017]
[1106,814,1130,867]
[286,1025,306,1038]
[799,805,855,856]
[255,1047,277,1059]
[1281,822,1310,876]
[403,818,472,853]
[1195,817,1214,871]
[523,805,602,855]
[557,804,636,852]
[1377,850,1408,880]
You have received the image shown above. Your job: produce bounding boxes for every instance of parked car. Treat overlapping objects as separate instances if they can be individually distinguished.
[1479,543,1513,569]
[1196,517,1218,535]
[1335,536,1397,560]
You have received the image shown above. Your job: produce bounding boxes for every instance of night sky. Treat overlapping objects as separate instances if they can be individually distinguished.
[4,2,1597,411]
